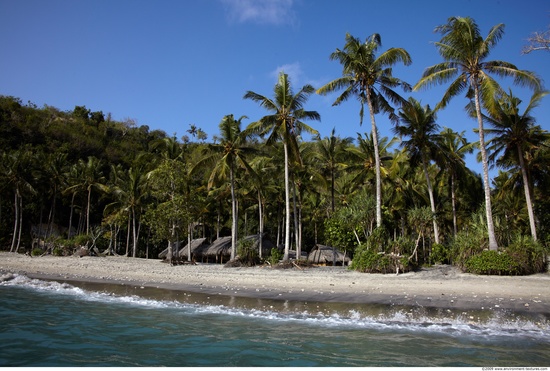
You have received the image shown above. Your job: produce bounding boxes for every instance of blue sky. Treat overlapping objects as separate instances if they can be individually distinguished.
[1,0,549,177]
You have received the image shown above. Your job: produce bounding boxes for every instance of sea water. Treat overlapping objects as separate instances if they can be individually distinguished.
[0,274,549,367]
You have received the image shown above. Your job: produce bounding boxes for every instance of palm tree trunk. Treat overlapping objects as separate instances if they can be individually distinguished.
[258,190,264,259]
[331,169,335,213]
[68,192,75,239]
[283,142,291,261]
[125,215,131,256]
[86,186,92,235]
[422,157,440,244]
[10,189,19,252]
[292,175,300,259]
[366,92,382,228]
[188,222,192,262]
[451,173,458,237]
[517,145,537,241]
[15,192,23,252]
[473,83,498,250]
[230,164,238,260]
[132,206,137,257]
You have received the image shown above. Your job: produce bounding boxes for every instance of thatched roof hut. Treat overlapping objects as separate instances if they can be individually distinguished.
[177,237,210,258]
[307,244,351,266]
[202,236,233,263]
[158,238,209,259]
[241,234,276,257]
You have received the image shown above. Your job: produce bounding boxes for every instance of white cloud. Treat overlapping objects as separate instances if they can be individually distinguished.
[270,62,304,85]
[220,0,296,26]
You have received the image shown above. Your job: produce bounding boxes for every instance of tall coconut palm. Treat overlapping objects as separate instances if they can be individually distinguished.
[346,131,398,194]
[414,16,542,250]
[394,97,442,244]
[317,33,412,228]
[244,72,320,261]
[308,128,353,213]
[66,156,108,236]
[1,149,36,252]
[482,90,549,241]
[108,165,150,257]
[198,114,257,260]
[438,128,475,236]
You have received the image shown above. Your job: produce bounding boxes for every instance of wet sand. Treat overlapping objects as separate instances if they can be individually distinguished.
[1,252,549,314]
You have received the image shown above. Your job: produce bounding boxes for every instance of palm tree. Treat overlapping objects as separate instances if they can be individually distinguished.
[1,149,36,252]
[66,156,108,236]
[199,114,257,260]
[483,90,549,241]
[244,72,320,261]
[438,128,475,236]
[414,16,542,250]
[394,97,442,244]
[346,131,398,195]
[108,165,150,257]
[317,33,412,228]
[308,128,353,213]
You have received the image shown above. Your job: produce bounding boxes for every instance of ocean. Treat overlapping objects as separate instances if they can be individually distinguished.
[0,273,549,367]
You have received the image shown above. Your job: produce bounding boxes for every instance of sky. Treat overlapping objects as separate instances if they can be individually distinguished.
[1,0,549,178]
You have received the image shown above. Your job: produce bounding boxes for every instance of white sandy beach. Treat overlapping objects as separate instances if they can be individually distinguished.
[1,251,549,313]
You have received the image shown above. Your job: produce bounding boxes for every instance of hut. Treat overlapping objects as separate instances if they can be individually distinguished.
[158,238,209,260]
[201,236,233,264]
[240,234,276,258]
[307,244,351,266]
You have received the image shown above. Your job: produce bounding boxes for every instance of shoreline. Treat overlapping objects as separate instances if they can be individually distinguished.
[1,252,550,315]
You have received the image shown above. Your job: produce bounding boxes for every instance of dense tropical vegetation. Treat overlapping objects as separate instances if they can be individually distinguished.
[1,16,548,275]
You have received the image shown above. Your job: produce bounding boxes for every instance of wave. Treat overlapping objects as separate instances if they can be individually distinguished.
[2,272,549,341]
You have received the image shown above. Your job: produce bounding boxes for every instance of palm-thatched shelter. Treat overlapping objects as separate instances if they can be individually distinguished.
[307,244,351,266]
[241,234,276,258]
[201,236,233,264]
[158,238,209,260]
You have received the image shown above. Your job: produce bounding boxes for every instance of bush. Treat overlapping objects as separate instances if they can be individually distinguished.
[235,238,260,267]
[350,230,415,274]
[450,229,488,271]
[31,247,43,256]
[465,250,519,275]
[464,235,547,276]
[268,248,283,266]
[506,235,547,274]
[430,243,449,265]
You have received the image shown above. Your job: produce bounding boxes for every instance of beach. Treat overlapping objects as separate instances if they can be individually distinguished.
[1,251,549,314]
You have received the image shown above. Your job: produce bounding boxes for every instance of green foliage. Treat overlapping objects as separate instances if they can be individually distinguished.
[366,226,389,252]
[31,247,43,256]
[72,234,92,247]
[236,238,260,266]
[350,228,415,273]
[505,235,547,274]
[465,250,519,275]
[450,210,490,270]
[268,248,283,266]
[430,243,449,265]
[323,217,358,253]
[463,235,546,275]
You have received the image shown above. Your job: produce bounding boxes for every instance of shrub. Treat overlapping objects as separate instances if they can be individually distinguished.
[350,231,415,274]
[235,238,260,266]
[506,235,547,274]
[31,247,43,257]
[464,235,547,276]
[268,248,283,266]
[430,243,449,265]
[465,250,519,275]
[450,229,488,271]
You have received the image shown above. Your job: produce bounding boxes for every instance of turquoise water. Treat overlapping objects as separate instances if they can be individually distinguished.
[0,274,549,367]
